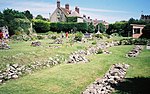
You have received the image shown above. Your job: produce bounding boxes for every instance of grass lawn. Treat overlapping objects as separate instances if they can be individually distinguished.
[0,41,150,94]
[0,39,88,70]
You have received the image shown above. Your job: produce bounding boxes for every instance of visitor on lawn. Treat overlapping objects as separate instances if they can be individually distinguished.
[0,30,3,39]
[66,32,68,39]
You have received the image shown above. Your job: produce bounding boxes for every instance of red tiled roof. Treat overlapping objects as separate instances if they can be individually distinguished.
[60,7,71,16]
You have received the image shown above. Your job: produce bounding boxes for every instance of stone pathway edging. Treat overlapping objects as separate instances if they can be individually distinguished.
[0,56,63,84]
[126,45,144,57]
[82,63,130,94]
[67,41,120,64]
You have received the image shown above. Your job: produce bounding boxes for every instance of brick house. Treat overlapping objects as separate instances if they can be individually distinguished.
[50,0,83,22]
[131,24,145,38]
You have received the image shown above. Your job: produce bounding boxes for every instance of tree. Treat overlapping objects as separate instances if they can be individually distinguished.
[0,12,6,27]
[88,22,95,33]
[1,8,32,35]
[141,24,150,39]
[95,23,106,33]
[35,15,46,20]
[32,19,50,33]
[24,10,33,20]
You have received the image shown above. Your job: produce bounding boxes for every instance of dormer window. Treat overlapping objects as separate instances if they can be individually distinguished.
[57,11,60,17]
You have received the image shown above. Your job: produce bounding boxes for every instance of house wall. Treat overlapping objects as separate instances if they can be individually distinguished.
[132,24,145,38]
[50,8,67,22]
[77,18,83,22]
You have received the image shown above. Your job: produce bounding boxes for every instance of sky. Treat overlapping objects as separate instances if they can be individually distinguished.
[0,0,150,23]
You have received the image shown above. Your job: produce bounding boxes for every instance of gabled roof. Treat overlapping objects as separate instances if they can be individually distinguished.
[59,7,71,16]
[68,11,81,17]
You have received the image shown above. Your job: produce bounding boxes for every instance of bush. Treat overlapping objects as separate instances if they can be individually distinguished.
[32,19,50,33]
[120,38,148,45]
[111,33,120,37]
[11,34,31,41]
[51,35,57,40]
[74,32,83,41]
[102,33,110,38]
[67,17,77,22]
[94,34,103,39]
[37,35,44,40]
[50,22,88,33]
[92,41,97,45]
[97,49,103,54]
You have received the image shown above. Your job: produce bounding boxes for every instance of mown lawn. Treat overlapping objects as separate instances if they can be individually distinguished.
[0,39,88,70]
[0,44,150,94]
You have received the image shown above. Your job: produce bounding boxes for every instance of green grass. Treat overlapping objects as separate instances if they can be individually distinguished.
[0,44,150,94]
[0,39,88,70]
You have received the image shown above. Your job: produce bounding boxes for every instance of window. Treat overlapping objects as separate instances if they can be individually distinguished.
[134,28,140,34]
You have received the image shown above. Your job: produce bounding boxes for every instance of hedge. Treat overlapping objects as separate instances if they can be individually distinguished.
[50,22,88,33]
[32,19,50,33]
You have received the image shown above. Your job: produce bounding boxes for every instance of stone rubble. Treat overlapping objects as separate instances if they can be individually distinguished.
[0,43,10,50]
[53,38,63,44]
[67,41,120,64]
[126,45,144,57]
[31,41,41,47]
[0,56,62,84]
[82,63,130,94]
[67,53,89,63]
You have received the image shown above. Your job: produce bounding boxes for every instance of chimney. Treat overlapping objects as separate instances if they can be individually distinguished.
[57,0,60,8]
[65,4,69,10]
[83,15,86,18]
[75,6,79,14]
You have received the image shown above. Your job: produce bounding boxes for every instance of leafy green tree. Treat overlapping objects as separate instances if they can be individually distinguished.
[32,19,50,33]
[0,12,6,27]
[95,23,106,33]
[35,15,47,20]
[88,22,95,33]
[24,10,33,20]
[67,17,77,22]
[0,8,34,35]
[141,24,150,39]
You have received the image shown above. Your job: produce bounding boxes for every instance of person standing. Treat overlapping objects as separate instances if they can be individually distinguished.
[0,30,3,40]
[66,32,68,39]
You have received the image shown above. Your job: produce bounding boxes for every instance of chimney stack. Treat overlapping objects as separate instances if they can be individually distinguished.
[83,15,86,18]
[57,0,60,8]
[65,4,69,10]
[75,6,79,14]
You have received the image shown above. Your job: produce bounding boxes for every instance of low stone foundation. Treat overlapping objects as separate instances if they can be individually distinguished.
[126,45,144,57]
[82,63,129,94]
[0,56,62,84]
[67,41,120,64]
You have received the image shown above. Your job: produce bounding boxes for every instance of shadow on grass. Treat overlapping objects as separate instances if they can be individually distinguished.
[114,77,150,94]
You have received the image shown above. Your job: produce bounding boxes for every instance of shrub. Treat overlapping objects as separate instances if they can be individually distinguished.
[50,22,88,33]
[51,35,57,40]
[94,34,103,39]
[67,17,77,22]
[111,33,120,37]
[11,34,31,41]
[102,33,110,38]
[120,38,148,45]
[133,38,148,45]
[74,32,83,41]
[97,49,103,54]
[92,41,97,45]
[32,19,50,33]
[37,35,44,40]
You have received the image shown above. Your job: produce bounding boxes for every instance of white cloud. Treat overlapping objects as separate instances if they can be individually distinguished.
[0,0,132,23]
[0,0,56,18]
[81,7,129,14]
[81,10,130,23]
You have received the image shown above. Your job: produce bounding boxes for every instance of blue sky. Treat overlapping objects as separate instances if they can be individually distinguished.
[0,0,150,23]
